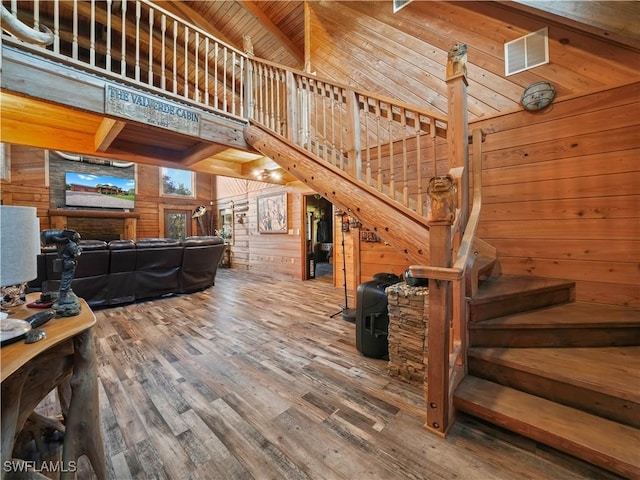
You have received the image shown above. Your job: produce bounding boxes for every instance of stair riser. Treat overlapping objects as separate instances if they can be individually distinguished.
[453,393,640,480]
[468,357,639,428]
[470,288,573,322]
[469,327,640,348]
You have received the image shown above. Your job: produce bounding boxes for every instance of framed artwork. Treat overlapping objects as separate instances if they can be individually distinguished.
[257,192,287,233]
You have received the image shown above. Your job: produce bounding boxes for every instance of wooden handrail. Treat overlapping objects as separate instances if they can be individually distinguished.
[245,56,450,126]
[408,128,485,283]
[246,57,449,218]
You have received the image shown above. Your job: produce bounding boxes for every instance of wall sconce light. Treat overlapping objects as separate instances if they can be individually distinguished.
[236,213,247,224]
[521,81,556,111]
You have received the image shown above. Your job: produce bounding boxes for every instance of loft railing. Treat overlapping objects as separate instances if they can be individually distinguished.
[2,0,479,437]
[246,58,449,215]
[1,0,248,122]
[1,0,449,217]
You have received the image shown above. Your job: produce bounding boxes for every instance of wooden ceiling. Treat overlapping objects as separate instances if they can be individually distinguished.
[2,1,638,182]
[156,1,306,68]
[169,1,639,69]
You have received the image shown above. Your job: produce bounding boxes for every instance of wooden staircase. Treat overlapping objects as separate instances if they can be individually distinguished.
[454,275,640,479]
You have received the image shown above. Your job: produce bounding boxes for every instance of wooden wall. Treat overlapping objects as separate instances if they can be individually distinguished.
[306,0,640,307]
[1,145,51,230]
[215,174,414,295]
[134,163,215,240]
[307,1,639,121]
[1,146,217,241]
[215,176,309,279]
[472,82,640,307]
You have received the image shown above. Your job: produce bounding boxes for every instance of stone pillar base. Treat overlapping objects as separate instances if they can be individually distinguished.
[386,282,428,385]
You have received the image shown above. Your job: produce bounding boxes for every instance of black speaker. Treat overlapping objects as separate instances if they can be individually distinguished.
[355,274,401,359]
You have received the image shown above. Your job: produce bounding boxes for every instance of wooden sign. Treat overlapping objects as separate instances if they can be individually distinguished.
[105,84,201,136]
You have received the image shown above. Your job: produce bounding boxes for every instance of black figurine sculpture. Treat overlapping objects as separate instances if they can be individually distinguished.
[40,229,82,316]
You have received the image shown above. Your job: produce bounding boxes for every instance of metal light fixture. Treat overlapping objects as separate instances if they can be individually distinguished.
[521,81,556,112]
[253,168,282,182]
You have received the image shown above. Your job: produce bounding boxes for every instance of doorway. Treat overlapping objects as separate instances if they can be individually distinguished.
[304,194,334,280]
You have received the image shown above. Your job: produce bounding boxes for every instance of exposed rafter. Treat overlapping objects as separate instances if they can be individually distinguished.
[155,1,240,49]
[238,1,304,66]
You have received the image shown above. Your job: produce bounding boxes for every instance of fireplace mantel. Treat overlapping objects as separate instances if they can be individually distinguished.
[49,209,139,240]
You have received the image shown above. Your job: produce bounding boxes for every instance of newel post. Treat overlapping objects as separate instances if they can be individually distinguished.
[424,43,469,437]
[424,176,457,436]
[445,43,469,226]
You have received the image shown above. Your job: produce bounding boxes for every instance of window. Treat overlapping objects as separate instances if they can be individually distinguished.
[160,167,195,198]
[505,27,549,76]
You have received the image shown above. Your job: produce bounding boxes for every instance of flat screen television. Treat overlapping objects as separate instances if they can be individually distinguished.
[65,172,135,210]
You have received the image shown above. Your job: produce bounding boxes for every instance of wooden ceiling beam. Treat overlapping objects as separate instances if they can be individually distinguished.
[239,1,304,65]
[180,142,230,167]
[240,157,280,176]
[187,157,246,178]
[95,118,126,152]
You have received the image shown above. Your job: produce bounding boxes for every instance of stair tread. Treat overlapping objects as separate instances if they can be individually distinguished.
[455,376,640,476]
[471,275,574,305]
[468,346,640,403]
[470,302,640,329]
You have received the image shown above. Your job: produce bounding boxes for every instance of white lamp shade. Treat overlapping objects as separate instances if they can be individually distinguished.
[0,206,40,287]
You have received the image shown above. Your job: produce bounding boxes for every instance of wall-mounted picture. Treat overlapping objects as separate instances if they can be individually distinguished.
[257,192,287,233]
[160,167,195,198]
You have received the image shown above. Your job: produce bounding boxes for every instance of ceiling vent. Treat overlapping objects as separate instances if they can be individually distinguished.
[505,27,549,76]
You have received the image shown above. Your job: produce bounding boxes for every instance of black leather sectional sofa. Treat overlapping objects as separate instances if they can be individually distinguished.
[31,236,225,308]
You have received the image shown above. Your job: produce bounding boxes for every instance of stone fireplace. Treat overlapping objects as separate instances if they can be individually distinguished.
[49,209,138,241]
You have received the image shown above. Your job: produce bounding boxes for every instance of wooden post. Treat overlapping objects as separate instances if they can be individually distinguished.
[445,43,469,226]
[124,217,136,240]
[61,327,106,480]
[423,43,470,437]
[424,218,453,436]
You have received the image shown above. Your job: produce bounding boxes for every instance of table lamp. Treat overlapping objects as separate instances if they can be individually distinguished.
[0,206,40,337]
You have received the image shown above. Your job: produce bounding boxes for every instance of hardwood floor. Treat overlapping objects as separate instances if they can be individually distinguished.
[37,269,623,479]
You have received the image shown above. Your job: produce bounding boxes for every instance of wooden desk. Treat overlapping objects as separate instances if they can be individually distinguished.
[1,295,106,480]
